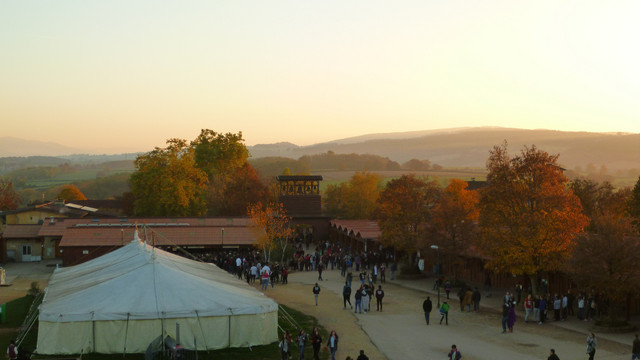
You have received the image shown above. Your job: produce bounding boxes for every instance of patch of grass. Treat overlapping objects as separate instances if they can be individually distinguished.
[0,295,35,328]
[0,295,36,358]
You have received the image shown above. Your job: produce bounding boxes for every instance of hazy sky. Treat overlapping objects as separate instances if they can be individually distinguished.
[1,1,639,153]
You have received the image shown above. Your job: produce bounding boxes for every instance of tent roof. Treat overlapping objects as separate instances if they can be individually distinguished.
[39,233,277,322]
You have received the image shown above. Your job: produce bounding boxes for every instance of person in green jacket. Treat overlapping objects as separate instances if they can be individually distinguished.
[440,301,450,325]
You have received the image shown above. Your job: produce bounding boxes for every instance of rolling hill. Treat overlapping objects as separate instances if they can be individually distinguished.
[248,127,640,171]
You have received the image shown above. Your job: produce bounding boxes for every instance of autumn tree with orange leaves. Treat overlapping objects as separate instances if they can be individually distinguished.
[248,202,294,263]
[218,163,273,216]
[478,143,588,294]
[568,183,640,321]
[431,179,479,280]
[324,171,381,219]
[56,184,87,201]
[375,174,440,264]
[0,179,21,211]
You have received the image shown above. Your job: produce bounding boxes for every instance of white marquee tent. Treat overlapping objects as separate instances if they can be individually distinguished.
[37,233,278,354]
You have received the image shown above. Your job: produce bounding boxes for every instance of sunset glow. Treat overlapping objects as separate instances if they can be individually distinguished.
[1,0,639,153]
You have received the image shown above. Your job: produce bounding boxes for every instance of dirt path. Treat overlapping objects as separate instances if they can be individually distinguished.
[265,267,632,360]
[261,279,385,359]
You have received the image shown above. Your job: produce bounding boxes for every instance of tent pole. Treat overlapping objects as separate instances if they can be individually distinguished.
[123,313,130,357]
[194,310,209,351]
[91,311,96,354]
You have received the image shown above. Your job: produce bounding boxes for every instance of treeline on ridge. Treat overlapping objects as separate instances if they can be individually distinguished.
[250,151,442,178]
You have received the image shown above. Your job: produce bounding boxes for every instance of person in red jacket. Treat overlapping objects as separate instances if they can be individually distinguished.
[7,340,18,360]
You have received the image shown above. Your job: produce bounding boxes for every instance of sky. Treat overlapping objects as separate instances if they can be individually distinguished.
[1,1,639,154]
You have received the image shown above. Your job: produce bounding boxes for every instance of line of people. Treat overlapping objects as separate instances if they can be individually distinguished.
[341,281,385,313]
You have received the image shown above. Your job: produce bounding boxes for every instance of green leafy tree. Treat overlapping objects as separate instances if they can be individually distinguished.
[192,129,250,215]
[324,182,348,219]
[192,130,249,178]
[478,143,589,294]
[130,139,208,216]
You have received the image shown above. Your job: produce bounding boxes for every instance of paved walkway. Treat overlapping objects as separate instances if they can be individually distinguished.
[272,265,635,360]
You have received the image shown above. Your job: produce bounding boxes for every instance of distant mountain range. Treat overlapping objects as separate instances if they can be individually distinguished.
[3,128,640,170]
[247,127,640,170]
[0,137,84,156]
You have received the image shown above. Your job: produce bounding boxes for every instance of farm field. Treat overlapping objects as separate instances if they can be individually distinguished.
[316,168,487,192]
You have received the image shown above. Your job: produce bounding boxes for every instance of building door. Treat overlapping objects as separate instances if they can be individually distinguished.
[22,244,32,262]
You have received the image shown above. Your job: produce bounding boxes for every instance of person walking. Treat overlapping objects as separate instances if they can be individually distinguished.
[278,331,292,360]
[360,286,369,314]
[310,327,322,360]
[355,285,363,314]
[447,344,462,360]
[343,282,352,309]
[524,294,533,323]
[444,280,451,299]
[326,330,339,360]
[356,349,369,360]
[632,334,640,360]
[502,301,510,333]
[297,330,308,360]
[6,340,18,360]
[423,296,433,325]
[261,265,271,291]
[313,283,321,306]
[440,301,450,325]
[587,332,597,360]
[507,300,516,332]
[317,262,324,281]
[375,285,385,311]
[539,296,547,325]
[472,287,481,311]
[548,348,560,360]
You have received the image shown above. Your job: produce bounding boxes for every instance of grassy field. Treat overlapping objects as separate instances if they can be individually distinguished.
[0,295,36,359]
[317,168,487,192]
[0,298,328,360]
[25,168,135,190]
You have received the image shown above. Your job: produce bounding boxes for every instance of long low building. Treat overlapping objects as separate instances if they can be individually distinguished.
[3,217,262,266]
[329,219,381,253]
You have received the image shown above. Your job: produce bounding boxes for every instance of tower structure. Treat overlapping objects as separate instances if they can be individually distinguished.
[276,175,328,241]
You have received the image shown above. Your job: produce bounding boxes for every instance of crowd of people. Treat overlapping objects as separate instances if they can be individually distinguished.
[278,328,369,360]
[163,241,636,360]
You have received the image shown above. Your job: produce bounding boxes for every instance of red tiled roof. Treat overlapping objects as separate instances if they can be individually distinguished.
[38,218,88,236]
[2,224,43,239]
[59,225,260,247]
[39,217,251,237]
[330,220,381,240]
